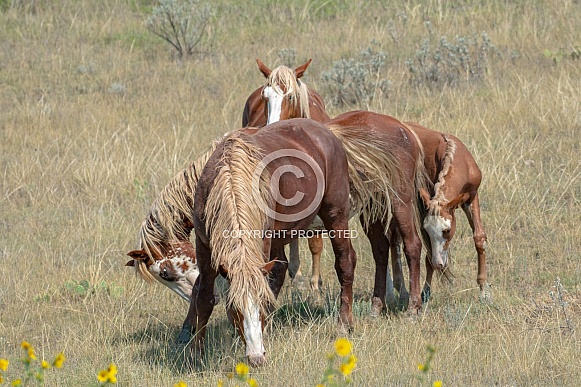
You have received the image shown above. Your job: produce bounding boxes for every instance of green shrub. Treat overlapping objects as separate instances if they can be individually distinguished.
[321,42,390,108]
[406,31,497,89]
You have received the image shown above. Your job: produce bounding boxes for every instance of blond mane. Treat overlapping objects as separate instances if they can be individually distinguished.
[428,135,457,215]
[204,132,276,313]
[266,65,311,119]
[133,139,221,283]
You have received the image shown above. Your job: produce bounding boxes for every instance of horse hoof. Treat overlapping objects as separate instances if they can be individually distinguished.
[177,328,193,344]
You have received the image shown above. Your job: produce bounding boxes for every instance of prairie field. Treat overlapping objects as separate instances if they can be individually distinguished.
[0,0,580,386]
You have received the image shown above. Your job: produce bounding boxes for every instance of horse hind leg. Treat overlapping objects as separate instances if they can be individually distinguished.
[308,235,324,292]
[362,217,391,317]
[389,230,409,310]
[462,193,491,302]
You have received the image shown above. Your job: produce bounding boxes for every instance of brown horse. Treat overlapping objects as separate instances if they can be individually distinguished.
[242,58,331,291]
[188,118,405,366]
[390,122,490,302]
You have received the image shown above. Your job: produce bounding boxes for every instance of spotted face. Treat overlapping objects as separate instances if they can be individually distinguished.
[148,254,199,302]
[261,85,296,125]
[126,242,199,302]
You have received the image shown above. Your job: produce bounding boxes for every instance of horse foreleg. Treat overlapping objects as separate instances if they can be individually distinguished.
[308,235,324,292]
[287,239,301,279]
[422,255,434,303]
[462,193,490,302]
[268,246,288,301]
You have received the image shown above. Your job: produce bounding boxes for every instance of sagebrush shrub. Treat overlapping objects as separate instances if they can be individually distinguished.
[146,0,213,58]
[321,42,390,108]
[406,31,497,89]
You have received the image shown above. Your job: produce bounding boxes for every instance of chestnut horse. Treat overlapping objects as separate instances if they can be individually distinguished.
[189,118,408,366]
[242,58,331,291]
[395,122,490,302]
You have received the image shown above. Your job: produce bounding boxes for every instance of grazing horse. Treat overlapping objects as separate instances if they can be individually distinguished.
[242,58,331,291]
[390,122,489,302]
[188,118,404,366]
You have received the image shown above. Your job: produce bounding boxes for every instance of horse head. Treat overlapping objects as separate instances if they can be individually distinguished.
[256,58,312,124]
[420,188,470,270]
[220,260,278,367]
[126,240,199,302]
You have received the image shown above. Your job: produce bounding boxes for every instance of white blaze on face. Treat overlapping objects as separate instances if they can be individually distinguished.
[262,85,289,125]
[423,215,451,268]
[242,296,265,360]
[149,256,199,302]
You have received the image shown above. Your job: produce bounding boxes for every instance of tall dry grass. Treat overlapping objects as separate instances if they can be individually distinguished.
[0,0,579,385]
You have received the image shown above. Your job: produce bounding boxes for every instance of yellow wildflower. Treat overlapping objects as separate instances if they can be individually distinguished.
[27,347,37,360]
[418,363,425,371]
[97,370,110,382]
[0,375,3,384]
[334,338,352,357]
[108,374,117,383]
[0,358,8,371]
[11,379,22,386]
[217,379,224,387]
[433,381,443,387]
[21,341,31,350]
[248,378,258,387]
[235,362,249,376]
[41,360,50,369]
[346,354,357,367]
[108,363,117,376]
[53,352,66,368]
[339,362,355,376]
[174,381,187,387]
[316,384,325,387]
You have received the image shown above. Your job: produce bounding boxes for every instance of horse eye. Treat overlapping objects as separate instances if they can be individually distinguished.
[287,94,293,100]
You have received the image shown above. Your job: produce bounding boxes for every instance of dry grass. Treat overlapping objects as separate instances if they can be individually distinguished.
[0,0,580,385]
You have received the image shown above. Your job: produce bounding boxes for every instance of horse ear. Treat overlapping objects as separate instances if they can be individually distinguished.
[419,188,432,208]
[261,260,278,276]
[125,260,135,267]
[446,192,470,210]
[294,58,312,79]
[127,249,148,261]
[256,59,271,78]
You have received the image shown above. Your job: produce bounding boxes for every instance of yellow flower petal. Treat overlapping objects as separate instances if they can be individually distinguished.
[21,341,31,350]
[418,363,425,371]
[28,348,37,360]
[235,362,249,376]
[334,338,352,357]
[97,370,109,382]
[108,363,117,375]
[174,381,188,387]
[53,352,66,368]
[248,378,258,387]
[0,358,8,371]
[11,379,22,386]
[108,374,117,383]
[41,360,50,369]
[433,381,443,387]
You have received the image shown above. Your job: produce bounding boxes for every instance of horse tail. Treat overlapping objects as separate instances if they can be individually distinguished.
[204,133,276,313]
[326,124,399,230]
